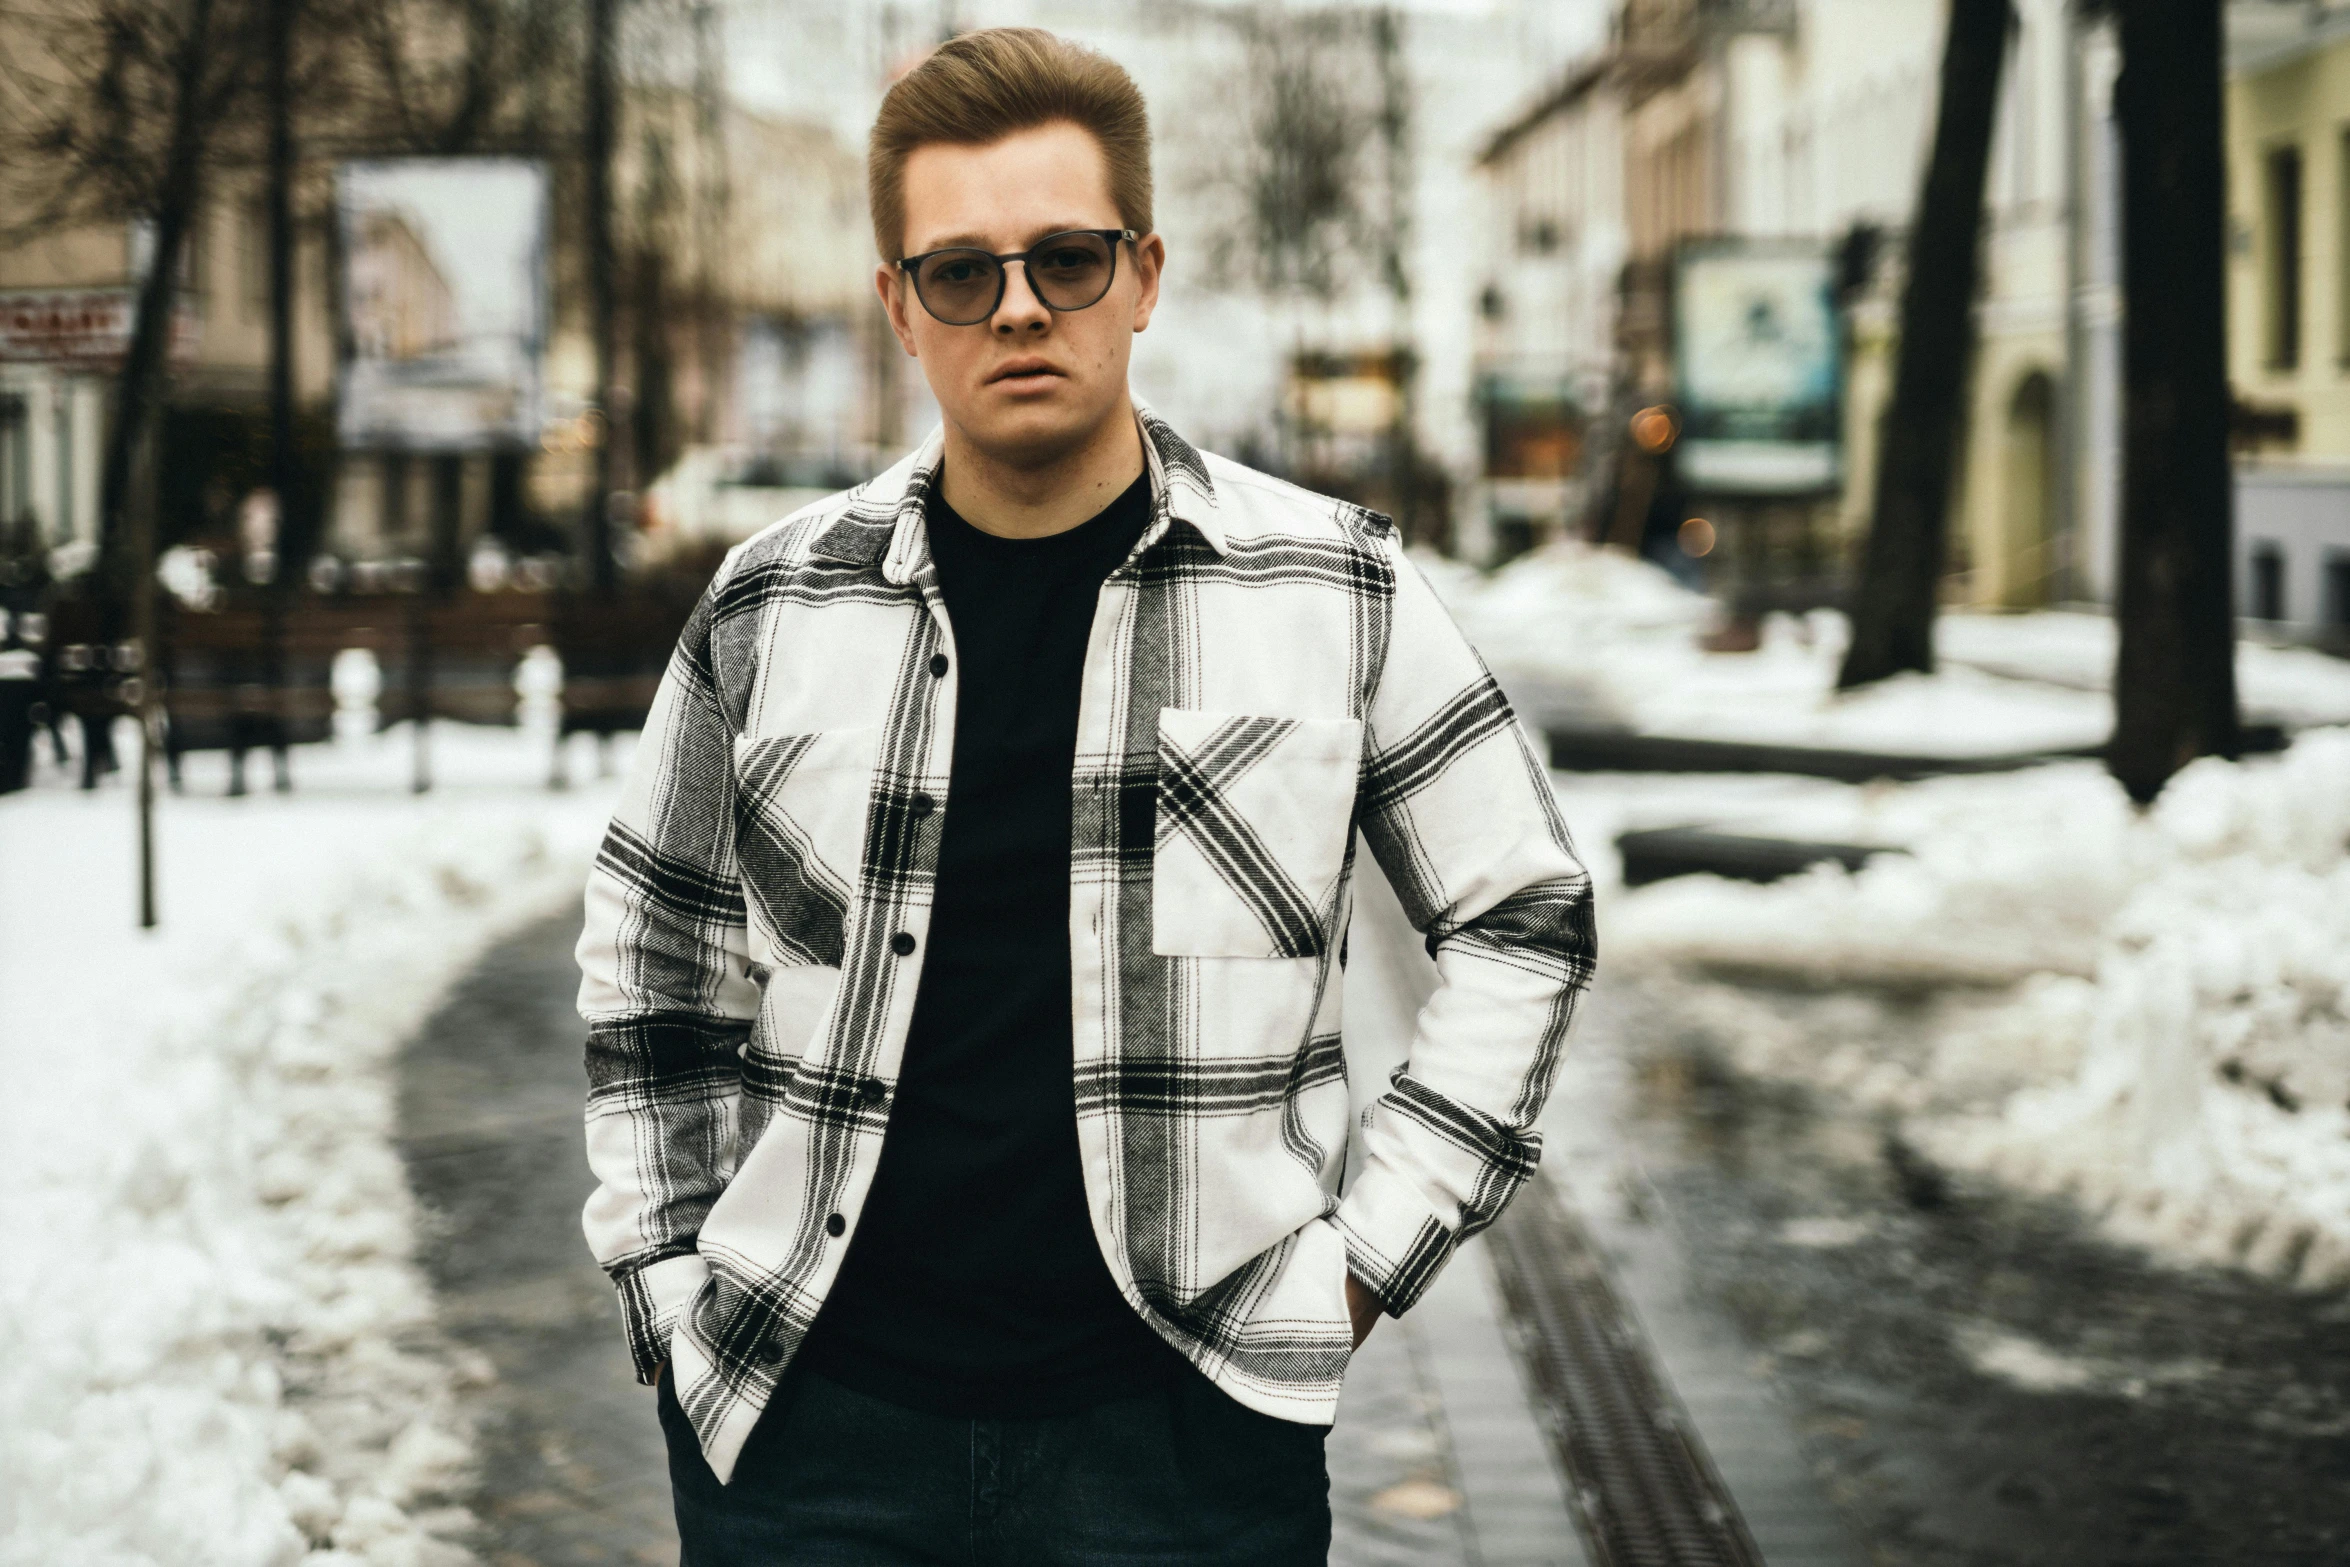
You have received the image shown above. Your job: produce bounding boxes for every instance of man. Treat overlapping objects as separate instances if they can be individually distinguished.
[578,26,1593,1565]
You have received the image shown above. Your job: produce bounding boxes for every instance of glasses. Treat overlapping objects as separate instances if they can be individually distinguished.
[898,229,1138,326]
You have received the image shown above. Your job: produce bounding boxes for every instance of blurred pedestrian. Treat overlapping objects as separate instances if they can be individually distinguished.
[577,27,1595,1566]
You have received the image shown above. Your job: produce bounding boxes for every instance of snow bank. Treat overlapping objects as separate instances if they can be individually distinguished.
[0,727,620,1566]
[1939,608,2350,730]
[1605,760,2143,985]
[1427,543,2350,749]
[1601,729,2350,1290]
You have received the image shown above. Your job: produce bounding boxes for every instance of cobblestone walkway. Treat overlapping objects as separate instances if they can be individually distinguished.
[400,906,1588,1567]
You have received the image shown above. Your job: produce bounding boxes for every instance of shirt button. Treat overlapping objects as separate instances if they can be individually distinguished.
[910,792,934,817]
[861,1080,885,1105]
[825,1212,847,1238]
[890,931,917,956]
[928,653,949,678]
[754,1341,784,1365]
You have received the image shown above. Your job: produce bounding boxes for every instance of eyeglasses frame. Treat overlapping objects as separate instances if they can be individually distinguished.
[895,228,1141,326]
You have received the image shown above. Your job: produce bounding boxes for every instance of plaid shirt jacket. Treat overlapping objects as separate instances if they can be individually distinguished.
[578,402,1596,1483]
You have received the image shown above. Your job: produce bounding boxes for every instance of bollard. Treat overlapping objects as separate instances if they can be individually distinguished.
[515,643,566,789]
[331,647,382,749]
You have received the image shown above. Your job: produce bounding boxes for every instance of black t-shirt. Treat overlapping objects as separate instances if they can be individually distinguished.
[794,471,1181,1415]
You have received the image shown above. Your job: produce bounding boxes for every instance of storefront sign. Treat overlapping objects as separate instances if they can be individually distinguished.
[0,290,135,366]
[0,288,200,368]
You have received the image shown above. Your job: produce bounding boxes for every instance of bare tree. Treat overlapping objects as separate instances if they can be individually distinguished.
[1198,4,1425,508]
[2108,0,2238,800]
[1837,0,2011,689]
[1216,11,1373,302]
[0,0,274,625]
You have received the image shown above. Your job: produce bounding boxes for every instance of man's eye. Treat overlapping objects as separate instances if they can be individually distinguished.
[1038,249,1094,273]
[930,258,988,285]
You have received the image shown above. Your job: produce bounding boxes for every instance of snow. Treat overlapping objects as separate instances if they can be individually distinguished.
[0,723,620,1566]
[1595,730,2350,1291]
[1427,542,2350,752]
[1421,542,2350,1292]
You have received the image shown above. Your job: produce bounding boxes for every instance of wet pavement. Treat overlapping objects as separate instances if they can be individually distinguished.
[1578,972,2350,1567]
[395,891,2350,1567]
[397,907,1585,1567]
[397,908,675,1567]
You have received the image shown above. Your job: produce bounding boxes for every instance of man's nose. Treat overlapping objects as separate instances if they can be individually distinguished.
[991,261,1051,334]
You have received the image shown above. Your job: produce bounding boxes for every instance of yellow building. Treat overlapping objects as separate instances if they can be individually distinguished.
[2227,8,2350,634]
[1949,0,2080,609]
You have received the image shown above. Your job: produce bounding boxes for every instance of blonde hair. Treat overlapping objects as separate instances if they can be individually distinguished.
[868,27,1153,262]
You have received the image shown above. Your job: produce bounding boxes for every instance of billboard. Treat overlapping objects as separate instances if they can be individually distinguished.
[335,158,548,450]
[1672,240,1841,494]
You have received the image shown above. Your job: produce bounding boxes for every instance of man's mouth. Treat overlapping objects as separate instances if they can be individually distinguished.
[989,359,1063,390]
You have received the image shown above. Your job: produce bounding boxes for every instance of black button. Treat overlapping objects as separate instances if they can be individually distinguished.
[754,1341,784,1365]
[890,931,916,956]
[825,1212,847,1238]
[910,792,934,817]
[928,653,949,678]
[860,1080,885,1105]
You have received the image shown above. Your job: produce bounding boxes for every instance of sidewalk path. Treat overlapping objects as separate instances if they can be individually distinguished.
[400,903,1588,1567]
[397,908,673,1567]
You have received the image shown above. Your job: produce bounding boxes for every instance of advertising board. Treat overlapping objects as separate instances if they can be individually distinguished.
[335,158,548,450]
[1672,240,1841,494]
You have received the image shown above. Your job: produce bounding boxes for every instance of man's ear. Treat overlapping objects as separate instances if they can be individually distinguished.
[1128,233,1165,336]
[875,262,920,358]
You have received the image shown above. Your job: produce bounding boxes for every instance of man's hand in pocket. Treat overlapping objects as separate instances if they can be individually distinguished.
[1344,1274,1382,1349]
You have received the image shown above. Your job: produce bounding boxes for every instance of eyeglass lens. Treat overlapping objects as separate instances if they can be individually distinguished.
[912,232,1118,325]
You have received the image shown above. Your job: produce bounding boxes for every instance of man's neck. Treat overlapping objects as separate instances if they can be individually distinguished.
[937,396,1146,540]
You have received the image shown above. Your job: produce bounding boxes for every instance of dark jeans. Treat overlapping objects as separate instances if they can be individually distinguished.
[657,1366,1331,1566]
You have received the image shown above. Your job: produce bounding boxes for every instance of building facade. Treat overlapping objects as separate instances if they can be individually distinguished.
[2227,4,2350,639]
[0,6,880,585]
[1471,0,2350,640]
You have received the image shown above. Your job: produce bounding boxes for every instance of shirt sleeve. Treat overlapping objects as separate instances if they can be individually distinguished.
[1332,535,1597,1317]
[576,568,761,1382]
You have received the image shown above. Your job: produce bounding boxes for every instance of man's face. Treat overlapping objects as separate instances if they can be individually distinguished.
[877,120,1164,470]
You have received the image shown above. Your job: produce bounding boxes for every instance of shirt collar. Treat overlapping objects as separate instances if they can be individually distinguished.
[809,391,1223,582]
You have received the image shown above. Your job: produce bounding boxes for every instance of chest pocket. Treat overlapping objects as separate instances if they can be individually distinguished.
[1152,708,1364,959]
[732,726,877,969]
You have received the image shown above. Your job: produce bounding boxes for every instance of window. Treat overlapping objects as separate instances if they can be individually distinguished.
[2339,130,2350,363]
[243,197,272,315]
[0,396,27,532]
[2323,550,2350,629]
[54,395,72,542]
[2267,145,2303,370]
[2249,540,2287,621]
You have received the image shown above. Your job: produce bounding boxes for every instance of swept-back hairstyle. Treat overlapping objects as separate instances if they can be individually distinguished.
[868,27,1153,262]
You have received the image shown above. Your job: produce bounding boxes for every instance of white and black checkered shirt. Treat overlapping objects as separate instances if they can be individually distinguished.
[578,402,1595,1483]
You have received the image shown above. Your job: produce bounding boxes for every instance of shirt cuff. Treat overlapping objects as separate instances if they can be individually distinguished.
[613,1251,710,1385]
[1331,1158,1459,1319]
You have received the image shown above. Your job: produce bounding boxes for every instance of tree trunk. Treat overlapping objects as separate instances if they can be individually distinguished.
[266,0,300,572]
[2108,0,2239,801]
[97,0,220,636]
[1836,0,2011,689]
[583,0,619,595]
[263,0,298,752]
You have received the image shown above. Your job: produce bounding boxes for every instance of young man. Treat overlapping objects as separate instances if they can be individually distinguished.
[578,26,1593,1565]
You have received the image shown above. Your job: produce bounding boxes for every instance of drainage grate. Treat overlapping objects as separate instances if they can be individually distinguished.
[1486,1175,1767,1567]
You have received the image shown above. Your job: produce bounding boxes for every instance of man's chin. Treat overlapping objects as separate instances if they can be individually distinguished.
[952,395,1122,471]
